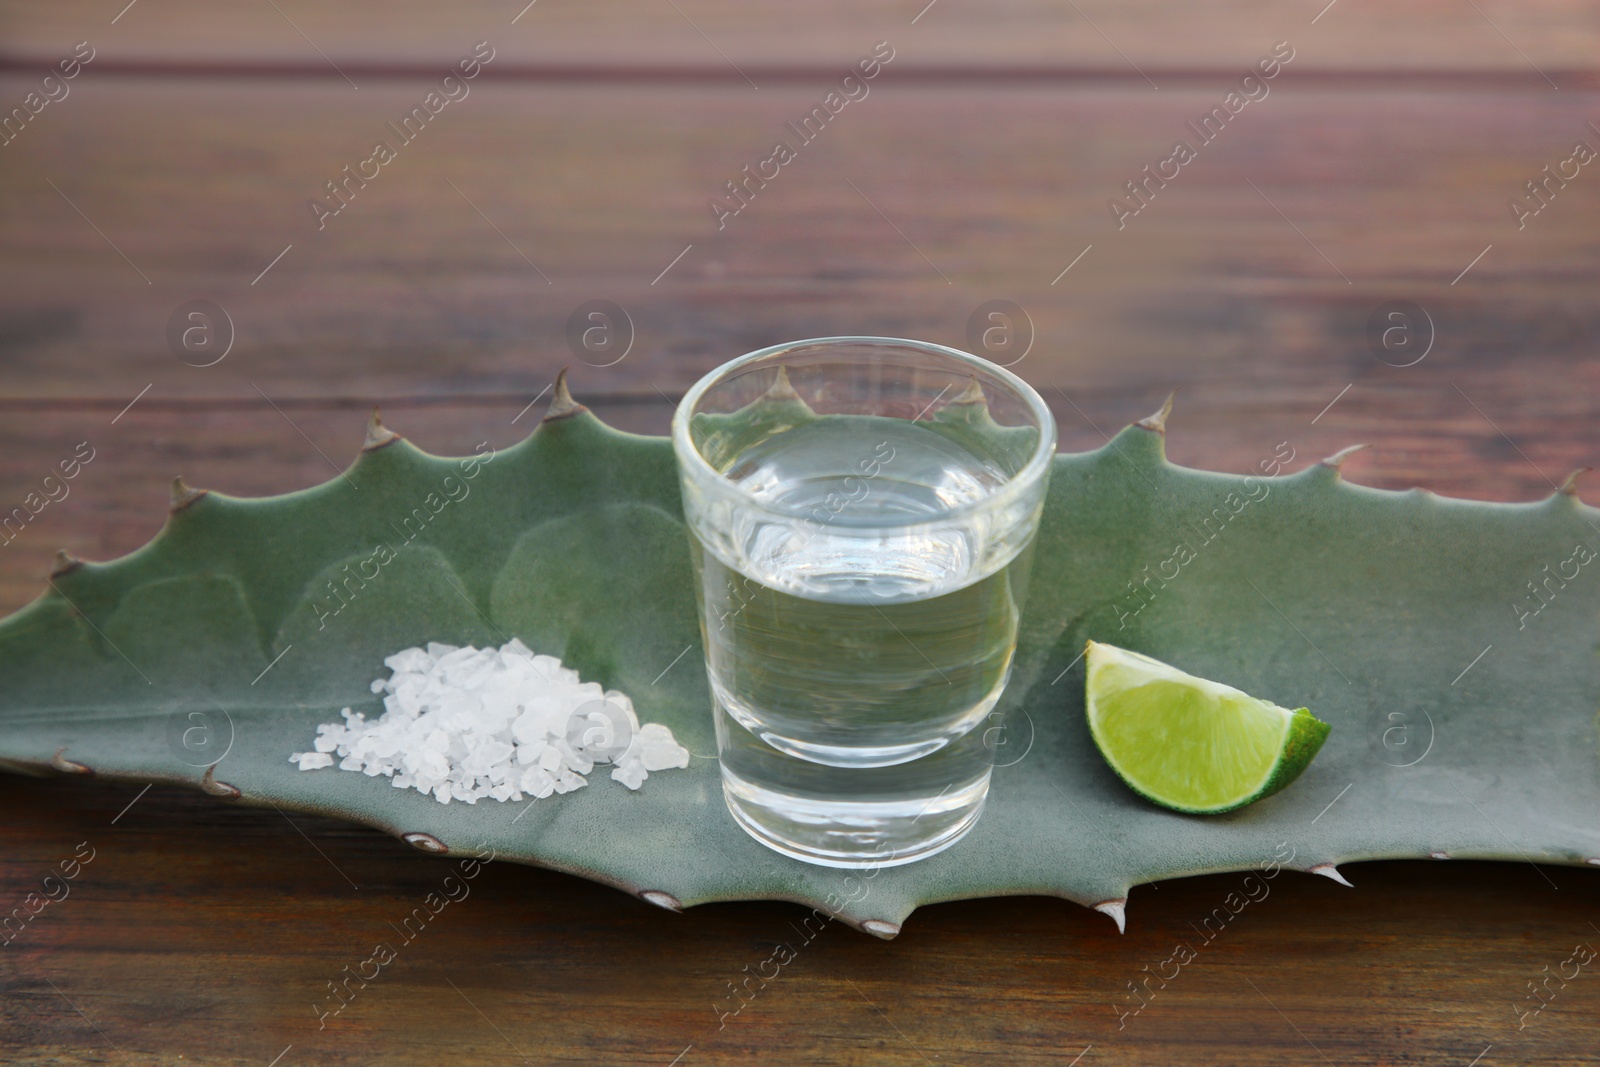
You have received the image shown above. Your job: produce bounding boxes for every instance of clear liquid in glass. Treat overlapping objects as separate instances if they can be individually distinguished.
[690,416,1036,868]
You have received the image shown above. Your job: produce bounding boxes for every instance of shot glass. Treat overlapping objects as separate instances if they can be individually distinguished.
[672,337,1055,868]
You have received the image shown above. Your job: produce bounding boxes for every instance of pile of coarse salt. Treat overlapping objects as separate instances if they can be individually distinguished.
[289,639,690,805]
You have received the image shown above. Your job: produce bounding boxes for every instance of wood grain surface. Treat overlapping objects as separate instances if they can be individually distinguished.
[2,2,1599,1063]
[3,0,1599,69]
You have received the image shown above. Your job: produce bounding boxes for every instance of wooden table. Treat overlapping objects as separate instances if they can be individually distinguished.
[2,2,1598,1062]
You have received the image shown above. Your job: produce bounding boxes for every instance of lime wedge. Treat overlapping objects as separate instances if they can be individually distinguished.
[1084,641,1330,814]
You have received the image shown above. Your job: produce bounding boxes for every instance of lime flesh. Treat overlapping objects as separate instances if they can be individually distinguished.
[1084,641,1331,814]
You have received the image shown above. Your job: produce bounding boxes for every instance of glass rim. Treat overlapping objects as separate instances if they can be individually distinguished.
[670,335,1057,525]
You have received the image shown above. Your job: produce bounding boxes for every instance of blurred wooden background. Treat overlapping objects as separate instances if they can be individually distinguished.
[1,1,1598,1063]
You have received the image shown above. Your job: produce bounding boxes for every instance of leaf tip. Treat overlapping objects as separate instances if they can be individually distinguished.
[1308,862,1353,887]
[1318,443,1369,475]
[766,364,800,400]
[200,763,241,799]
[169,477,207,513]
[861,919,901,940]
[51,747,91,776]
[363,406,401,452]
[402,831,448,854]
[640,890,683,913]
[50,549,82,578]
[1093,898,1127,934]
[543,368,587,422]
[1135,390,1177,435]
[1558,467,1590,498]
[951,376,986,407]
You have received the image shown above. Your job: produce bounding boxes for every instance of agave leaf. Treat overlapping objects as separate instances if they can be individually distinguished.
[2,386,1597,939]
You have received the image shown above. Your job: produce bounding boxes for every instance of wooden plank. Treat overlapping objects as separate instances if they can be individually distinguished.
[1,0,1597,72]
[2,79,1597,405]
[0,773,1595,1065]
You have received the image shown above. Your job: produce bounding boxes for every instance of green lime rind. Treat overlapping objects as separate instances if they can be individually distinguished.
[1085,640,1332,815]
[1260,707,1333,806]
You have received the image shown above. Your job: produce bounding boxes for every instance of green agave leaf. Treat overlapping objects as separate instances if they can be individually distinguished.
[3,381,1598,938]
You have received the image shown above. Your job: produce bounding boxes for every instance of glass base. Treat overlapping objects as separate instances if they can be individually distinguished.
[720,763,990,869]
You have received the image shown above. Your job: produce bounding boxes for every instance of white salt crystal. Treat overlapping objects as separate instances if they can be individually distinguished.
[611,760,647,790]
[387,648,432,674]
[634,722,692,772]
[289,640,690,807]
[462,738,509,774]
[555,739,593,776]
[519,766,556,798]
[417,750,450,781]
[641,742,690,773]
[510,709,547,745]
[635,722,673,745]
[607,690,641,733]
